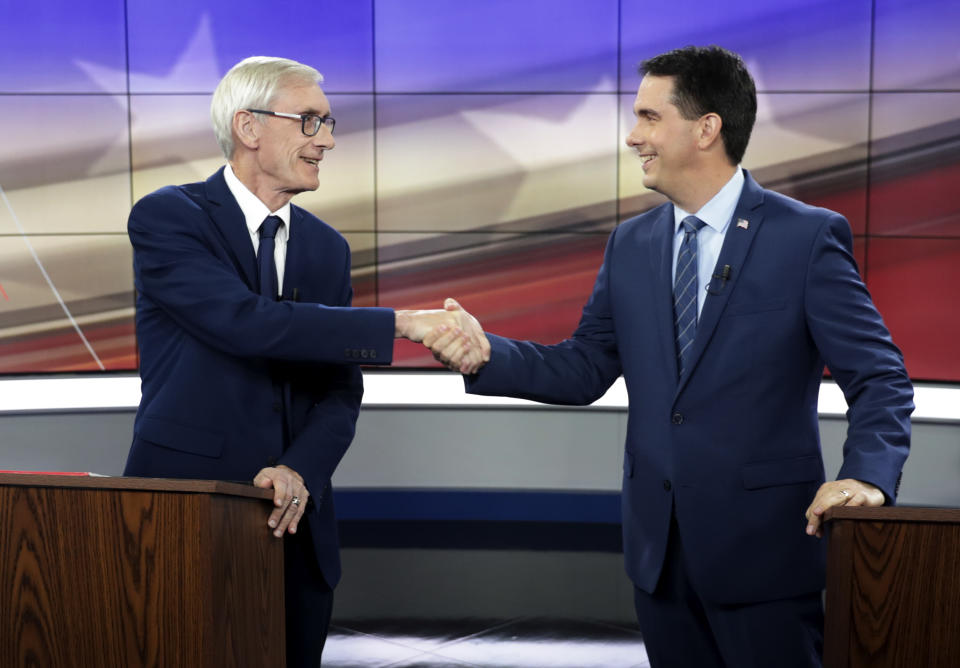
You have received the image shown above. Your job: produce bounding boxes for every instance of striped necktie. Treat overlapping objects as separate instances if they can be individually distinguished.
[674,216,706,378]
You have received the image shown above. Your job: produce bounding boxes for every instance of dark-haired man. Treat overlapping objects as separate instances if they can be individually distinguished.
[427,46,912,667]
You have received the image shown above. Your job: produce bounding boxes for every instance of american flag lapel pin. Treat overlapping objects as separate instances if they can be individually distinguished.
[736,218,749,230]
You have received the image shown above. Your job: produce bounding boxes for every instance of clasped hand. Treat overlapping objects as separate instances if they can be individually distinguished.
[396,298,490,374]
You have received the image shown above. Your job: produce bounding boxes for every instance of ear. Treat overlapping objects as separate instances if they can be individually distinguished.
[233,109,261,151]
[697,112,723,151]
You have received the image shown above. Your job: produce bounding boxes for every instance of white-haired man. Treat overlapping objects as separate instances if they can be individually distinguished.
[124,56,488,666]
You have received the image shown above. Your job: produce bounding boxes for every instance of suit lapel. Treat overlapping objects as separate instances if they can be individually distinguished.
[675,170,766,398]
[649,205,680,383]
[204,167,258,290]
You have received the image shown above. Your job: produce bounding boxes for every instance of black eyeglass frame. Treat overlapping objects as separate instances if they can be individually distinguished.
[246,109,335,136]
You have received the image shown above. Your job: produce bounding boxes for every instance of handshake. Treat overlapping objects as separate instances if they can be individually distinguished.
[395,298,490,375]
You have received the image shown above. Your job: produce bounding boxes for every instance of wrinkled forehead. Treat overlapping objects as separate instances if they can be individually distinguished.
[271,78,330,114]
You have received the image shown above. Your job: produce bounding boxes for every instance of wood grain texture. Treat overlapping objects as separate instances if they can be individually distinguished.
[824,520,854,667]
[825,512,960,668]
[209,495,286,666]
[0,480,282,667]
[0,473,274,500]
[825,506,960,524]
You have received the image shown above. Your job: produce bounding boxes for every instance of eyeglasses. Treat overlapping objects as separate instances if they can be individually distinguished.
[246,109,336,136]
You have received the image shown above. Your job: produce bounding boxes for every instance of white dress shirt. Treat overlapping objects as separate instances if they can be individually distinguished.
[672,167,745,318]
[223,163,291,297]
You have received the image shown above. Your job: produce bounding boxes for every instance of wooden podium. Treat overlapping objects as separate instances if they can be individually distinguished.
[0,473,284,667]
[825,506,960,668]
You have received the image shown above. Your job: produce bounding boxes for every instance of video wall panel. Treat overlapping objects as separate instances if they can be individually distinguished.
[619,0,873,92]
[0,235,134,372]
[1,1,958,381]
[867,238,959,381]
[125,0,374,93]
[378,231,611,366]
[873,0,960,90]
[375,0,619,93]
[0,1,127,93]
[376,94,618,234]
[0,95,131,235]
[868,93,960,238]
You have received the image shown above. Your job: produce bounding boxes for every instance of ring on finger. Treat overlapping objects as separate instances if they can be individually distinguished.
[839,489,851,499]
[291,496,301,507]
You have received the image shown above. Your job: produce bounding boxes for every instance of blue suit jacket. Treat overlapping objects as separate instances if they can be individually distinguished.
[467,171,913,604]
[124,167,395,587]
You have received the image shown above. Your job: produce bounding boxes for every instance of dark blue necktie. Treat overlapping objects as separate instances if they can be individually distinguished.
[258,215,290,446]
[257,215,281,298]
[674,216,706,378]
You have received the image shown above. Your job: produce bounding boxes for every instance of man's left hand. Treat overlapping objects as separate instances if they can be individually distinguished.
[254,464,309,538]
[804,478,884,538]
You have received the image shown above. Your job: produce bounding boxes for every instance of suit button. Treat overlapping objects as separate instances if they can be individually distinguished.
[344,348,351,358]
[369,348,376,357]
[360,349,369,359]
[663,480,672,491]
[671,412,684,424]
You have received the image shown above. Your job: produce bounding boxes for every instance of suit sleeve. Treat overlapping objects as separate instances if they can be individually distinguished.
[466,229,622,405]
[804,214,913,502]
[280,253,364,504]
[129,187,395,365]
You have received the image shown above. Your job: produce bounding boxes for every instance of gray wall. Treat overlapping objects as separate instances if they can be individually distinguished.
[0,405,957,505]
[2,397,956,622]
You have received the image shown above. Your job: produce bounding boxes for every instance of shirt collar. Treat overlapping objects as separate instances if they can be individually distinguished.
[223,163,292,237]
[673,167,745,235]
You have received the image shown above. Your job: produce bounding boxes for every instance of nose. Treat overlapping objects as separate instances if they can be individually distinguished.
[313,125,335,151]
[625,121,643,149]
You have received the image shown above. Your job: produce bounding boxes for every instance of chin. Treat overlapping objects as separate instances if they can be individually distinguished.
[296,177,320,192]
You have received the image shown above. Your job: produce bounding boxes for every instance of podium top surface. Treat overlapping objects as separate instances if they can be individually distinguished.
[825,505,960,523]
[0,472,273,500]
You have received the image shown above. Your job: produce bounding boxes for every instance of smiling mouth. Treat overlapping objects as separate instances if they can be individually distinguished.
[639,154,656,170]
[302,156,321,167]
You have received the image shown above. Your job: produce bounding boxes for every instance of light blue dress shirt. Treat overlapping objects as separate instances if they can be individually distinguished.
[672,167,745,318]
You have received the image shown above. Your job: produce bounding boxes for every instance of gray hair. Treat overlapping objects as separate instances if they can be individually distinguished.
[211,56,323,159]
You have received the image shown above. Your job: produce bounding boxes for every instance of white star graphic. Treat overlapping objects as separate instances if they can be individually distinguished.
[76,14,220,93]
[460,77,617,172]
[455,78,619,222]
[73,15,221,177]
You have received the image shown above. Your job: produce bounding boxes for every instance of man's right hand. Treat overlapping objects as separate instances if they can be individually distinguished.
[396,298,490,374]
[420,298,490,374]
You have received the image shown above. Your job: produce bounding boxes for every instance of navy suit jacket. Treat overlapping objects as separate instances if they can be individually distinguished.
[467,171,913,604]
[124,167,395,587]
